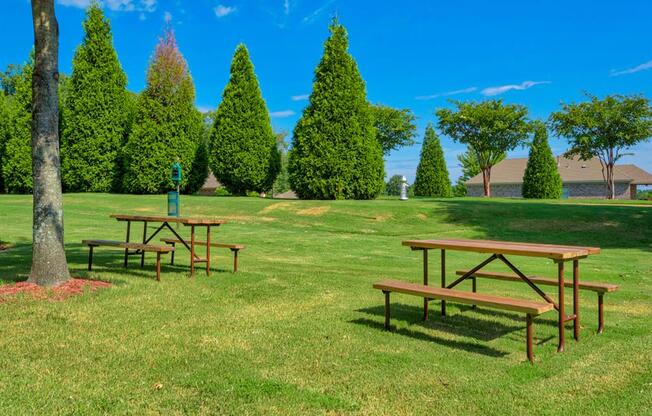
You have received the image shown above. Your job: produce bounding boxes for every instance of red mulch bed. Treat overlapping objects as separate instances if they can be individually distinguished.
[0,279,111,302]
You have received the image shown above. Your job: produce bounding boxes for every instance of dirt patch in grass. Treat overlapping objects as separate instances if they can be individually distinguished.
[0,242,13,251]
[0,279,110,302]
[297,206,330,216]
[259,202,294,213]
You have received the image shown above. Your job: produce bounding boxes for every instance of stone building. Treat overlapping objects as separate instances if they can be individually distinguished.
[465,156,652,199]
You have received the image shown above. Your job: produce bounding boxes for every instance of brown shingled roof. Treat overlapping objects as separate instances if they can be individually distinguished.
[465,156,652,185]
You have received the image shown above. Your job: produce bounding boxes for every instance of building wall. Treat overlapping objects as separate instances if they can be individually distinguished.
[466,181,631,199]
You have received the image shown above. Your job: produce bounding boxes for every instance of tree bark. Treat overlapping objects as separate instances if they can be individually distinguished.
[606,163,615,200]
[28,0,70,287]
[481,167,491,197]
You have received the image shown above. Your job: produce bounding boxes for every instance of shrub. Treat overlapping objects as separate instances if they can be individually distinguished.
[61,3,129,192]
[210,44,279,195]
[122,30,203,194]
[413,124,451,197]
[522,121,562,199]
[288,19,384,199]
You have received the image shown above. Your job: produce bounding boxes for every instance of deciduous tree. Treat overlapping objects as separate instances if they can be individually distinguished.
[370,104,417,155]
[550,94,652,199]
[436,99,530,197]
[29,0,71,286]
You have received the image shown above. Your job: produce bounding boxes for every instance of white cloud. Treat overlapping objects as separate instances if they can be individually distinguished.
[270,110,296,118]
[415,87,477,100]
[291,94,310,101]
[164,11,172,22]
[284,0,290,15]
[196,105,213,114]
[611,60,652,76]
[214,4,237,18]
[57,0,157,13]
[302,0,334,24]
[481,80,550,96]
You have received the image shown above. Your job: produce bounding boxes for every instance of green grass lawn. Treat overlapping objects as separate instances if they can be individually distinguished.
[0,194,651,415]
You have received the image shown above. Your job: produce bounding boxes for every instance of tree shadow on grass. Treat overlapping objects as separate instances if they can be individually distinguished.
[431,199,652,252]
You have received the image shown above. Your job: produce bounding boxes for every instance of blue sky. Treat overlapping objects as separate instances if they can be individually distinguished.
[3,0,652,182]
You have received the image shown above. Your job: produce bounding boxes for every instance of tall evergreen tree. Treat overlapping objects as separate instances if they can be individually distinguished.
[2,58,33,193]
[210,44,279,195]
[413,124,451,197]
[123,29,203,194]
[288,19,384,199]
[522,121,562,199]
[61,2,128,192]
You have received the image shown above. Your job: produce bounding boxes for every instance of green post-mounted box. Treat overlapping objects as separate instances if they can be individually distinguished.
[171,161,182,183]
[168,191,179,217]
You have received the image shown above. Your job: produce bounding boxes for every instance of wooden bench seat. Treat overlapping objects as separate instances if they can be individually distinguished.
[455,269,619,333]
[82,240,174,281]
[160,238,244,272]
[373,279,554,363]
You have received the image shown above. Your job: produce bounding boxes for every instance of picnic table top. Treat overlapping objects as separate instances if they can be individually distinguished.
[402,238,600,260]
[110,214,226,226]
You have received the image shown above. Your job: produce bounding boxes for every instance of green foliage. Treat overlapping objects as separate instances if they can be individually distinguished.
[522,121,562,199]
[384,174,406,196]
[550,94,652,198]
[0,63,23,96]
[272,131,291,195]
[370,104,417,155]
[413,124,451,197]
[61,4,129,192]
[289,19,384,199]
[123,30,203,194]
[2,59,33,193]
[0,91,9,192]
[183,116,211,194]
[436,99,530,196]
[210,44,280,195]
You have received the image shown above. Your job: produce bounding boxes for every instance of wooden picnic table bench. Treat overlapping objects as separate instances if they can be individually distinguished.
[455,269,618,333]
[160,238,245,272]
[110,214,227,276]
[82,239,174,282]
[387,238,604,362]
[374,279,554,363]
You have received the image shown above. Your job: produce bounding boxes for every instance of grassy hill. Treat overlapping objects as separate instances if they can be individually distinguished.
[0,194,650,414]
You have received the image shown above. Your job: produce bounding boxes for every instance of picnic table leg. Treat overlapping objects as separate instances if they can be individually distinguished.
[423,249,428,321]
[206,225,211,276]
[557,261,565,353]
[88,245,94,271]
[526,314,534,364]
[441,249,446,317]
[383,291,391,330]
[140,221,147,268]
[573,259,580,341]
[169,242,176,265]
[232,249,239,272]
[597,293,605,334]
[156,252,161,282]
[123,220,131,268]
[190,225,196,277]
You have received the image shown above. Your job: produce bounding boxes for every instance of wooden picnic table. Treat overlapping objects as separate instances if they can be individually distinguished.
[402,238,601,353]
[111,214,226,276]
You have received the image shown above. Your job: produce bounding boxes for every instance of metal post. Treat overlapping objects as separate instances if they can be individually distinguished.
[140,221,147,268]
[558,261,565,353]
[232,249,239,273]
[526,314,534,364]
[423,249,428,321]
[206,226,211,276]
[190,225,196,277]
[441,249,446,317]
[598,293,604,334]
[573,259,580,341]
[88,246,94,271]
[124,220,131,268]
[384,291,391,330]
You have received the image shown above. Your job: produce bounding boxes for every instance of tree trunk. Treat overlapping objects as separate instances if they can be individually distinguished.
[28,0,70,287]
[481,167,491,197]
[606,163,615,200]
